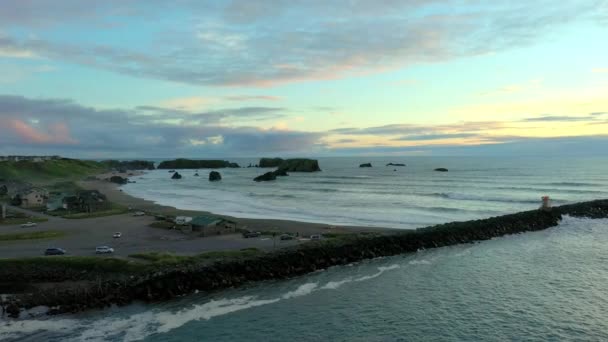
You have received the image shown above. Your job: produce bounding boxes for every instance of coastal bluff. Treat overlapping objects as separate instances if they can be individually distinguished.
[2,199,607,317]
[158,159,240,169]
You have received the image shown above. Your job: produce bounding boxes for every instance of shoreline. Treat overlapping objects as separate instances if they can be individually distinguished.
[79,172,396,236]
[1,199,607,318]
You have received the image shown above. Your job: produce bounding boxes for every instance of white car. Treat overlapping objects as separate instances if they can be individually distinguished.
[20,222,37,228]
[132,211,145,217]
[113,232,122,238]
[95,246,114,254]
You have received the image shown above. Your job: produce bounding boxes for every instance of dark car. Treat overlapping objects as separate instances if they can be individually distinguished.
[242,231,261,238]
[280,234,294,240]
[44,247,66,256]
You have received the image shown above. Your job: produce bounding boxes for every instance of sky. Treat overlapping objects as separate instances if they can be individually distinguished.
[0,0,607,158]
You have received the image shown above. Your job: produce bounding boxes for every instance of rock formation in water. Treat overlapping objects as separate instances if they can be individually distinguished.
[273,169,289,177]
[276,159,321,172]
[259,158,285,168]
[386,163,406,167]
[171,172,182,179]
[158,159,240,169]
[360,163,372,168]
[209,171,222,181]
[254,171,277,182]
[434,168,449,172]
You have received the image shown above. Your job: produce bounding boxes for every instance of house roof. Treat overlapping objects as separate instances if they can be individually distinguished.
[190,215,223,226]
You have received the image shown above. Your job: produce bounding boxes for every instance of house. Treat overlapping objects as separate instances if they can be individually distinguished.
[77,190,110,213]
[61,190,110,213]
[14,187,49,208]
[190,215,237,236]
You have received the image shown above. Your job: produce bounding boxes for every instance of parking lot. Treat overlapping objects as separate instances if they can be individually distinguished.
[0,210,301,259]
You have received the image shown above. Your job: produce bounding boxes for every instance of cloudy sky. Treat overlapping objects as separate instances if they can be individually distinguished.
[1,0,607,158]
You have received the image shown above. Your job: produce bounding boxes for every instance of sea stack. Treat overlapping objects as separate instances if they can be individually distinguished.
[254,172,277,182]
[434,168,449,172]
[360,163,372,168]
[209,171,222,181]
[171,172,182,179]
[275,159,321,172]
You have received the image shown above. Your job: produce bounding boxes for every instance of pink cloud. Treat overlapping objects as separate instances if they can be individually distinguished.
[4,119,78,145]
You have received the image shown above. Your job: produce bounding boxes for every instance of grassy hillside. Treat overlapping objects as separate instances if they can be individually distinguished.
[0,159,107,183]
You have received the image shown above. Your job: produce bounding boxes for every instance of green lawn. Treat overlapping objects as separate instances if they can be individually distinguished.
[0,159,107,183]
[0,230,65,241]
[61,207,129,219]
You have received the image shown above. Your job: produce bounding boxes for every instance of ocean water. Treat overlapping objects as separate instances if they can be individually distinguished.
[121,156,608,229]
[3,215,608,341]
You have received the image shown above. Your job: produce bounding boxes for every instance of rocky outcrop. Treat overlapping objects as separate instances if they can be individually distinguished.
[277,159,321,172]
[273,169,289,177]
[108,176,128,185]
[359,163,372,167]
[434,168,449,172]
[387,163,406,167]
[254,172,277,182]
[171,172,182,179]
[209,171,222,181]
[158,159,240,169]
[102,160,155,170]
[4,199,607,317]
[259,158,284,168]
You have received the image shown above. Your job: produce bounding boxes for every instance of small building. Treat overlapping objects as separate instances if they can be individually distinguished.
[190,215,237,236]
[14,187,49,208]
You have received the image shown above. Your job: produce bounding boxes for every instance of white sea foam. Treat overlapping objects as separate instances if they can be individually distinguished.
[321,278,354,290]
[282,282,318,299]
[408,259,432,265]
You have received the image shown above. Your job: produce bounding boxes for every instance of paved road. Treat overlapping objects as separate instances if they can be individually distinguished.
[0,213,300,259]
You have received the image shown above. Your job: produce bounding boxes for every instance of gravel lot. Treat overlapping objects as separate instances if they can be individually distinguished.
[0,209,300,259]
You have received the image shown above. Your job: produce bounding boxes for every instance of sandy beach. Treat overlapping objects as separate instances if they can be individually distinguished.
[80,171,395,237]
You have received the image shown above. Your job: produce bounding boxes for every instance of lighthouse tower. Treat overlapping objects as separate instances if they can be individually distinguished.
[540,196,551,211]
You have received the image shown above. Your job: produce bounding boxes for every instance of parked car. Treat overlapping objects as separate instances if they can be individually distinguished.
[280,234,294,240]
[242,230,261,238]
[44,247,66,256]
[95,246,114,254]
[20,222,37,228]
[310,234,322,240]
[132,211,145,216]
[113,232,122,238]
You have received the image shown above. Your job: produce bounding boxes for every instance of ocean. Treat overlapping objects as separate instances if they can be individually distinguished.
[2,156,608,341]
[121,156,608,229]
